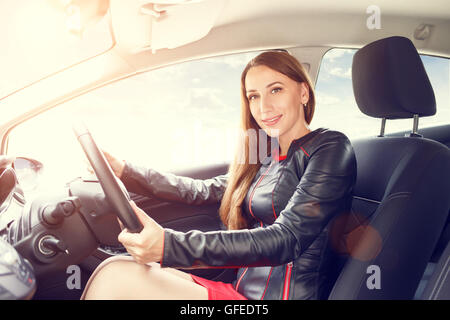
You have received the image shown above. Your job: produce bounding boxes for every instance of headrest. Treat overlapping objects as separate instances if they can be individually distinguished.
[352,36,436,119]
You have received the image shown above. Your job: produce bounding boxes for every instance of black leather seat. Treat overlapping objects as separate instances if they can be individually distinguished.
[328,36,450,299]
[421,240,450,299]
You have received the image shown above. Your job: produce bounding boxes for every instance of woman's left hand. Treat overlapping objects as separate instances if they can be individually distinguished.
[117,201,165,264]
[0,155,15,168]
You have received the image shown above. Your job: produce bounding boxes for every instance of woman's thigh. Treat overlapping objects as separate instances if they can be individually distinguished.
[81,256,208,300]
[147,260,195,282]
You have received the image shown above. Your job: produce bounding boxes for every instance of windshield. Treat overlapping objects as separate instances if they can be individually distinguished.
[0,0,113,99]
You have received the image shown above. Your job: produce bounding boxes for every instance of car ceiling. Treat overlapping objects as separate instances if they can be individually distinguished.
[216,0,450,24]
[107,0,450,77]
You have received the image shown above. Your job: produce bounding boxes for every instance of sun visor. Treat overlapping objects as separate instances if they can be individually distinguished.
[109,0,226,53]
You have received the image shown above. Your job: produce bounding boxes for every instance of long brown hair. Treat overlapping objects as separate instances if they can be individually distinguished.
[219,50,316,229]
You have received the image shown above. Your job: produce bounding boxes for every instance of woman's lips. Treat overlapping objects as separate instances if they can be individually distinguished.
[262,115,282,126]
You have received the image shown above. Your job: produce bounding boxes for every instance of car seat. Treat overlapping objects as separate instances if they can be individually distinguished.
[328,36,450,299]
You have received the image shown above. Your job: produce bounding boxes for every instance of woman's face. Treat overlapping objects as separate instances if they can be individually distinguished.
[245,65,310,142]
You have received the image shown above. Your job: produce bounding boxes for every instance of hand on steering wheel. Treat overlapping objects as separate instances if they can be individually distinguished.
[102,151,125,179]
[118,200,164,264]
[0,155,15,169]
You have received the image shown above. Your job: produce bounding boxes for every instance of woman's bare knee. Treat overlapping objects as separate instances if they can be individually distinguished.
[83,258,207,300]
[83,258,138,299]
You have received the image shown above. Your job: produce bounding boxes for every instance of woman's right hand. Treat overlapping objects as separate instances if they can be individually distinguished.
[102,150,125,178]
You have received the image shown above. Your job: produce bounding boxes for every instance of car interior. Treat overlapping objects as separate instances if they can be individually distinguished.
[0,0,449,300]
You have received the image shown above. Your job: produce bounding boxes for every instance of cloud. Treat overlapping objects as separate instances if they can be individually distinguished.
[180,87,231,114]
[315,92,341,106]
[324,49,355,63]
[328,67,352,79]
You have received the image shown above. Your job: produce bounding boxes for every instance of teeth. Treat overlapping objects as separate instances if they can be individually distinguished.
[265,115,281,122]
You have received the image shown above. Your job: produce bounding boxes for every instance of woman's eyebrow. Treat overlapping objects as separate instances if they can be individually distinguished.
[246,81,284,93]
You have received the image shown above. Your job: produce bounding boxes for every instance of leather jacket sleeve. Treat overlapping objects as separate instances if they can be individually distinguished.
[160,134,356,269]
[120,162,229,205]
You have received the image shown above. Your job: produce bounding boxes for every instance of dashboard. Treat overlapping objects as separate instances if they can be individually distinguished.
[0,167,25,232]
[0,161,124,299]
[0,166,36,299]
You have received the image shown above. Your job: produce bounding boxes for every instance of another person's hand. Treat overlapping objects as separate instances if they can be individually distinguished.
[102,151,125,178]
[117,201,165,264]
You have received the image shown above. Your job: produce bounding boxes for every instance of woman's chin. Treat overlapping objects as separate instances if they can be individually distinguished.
[264,128,281,137]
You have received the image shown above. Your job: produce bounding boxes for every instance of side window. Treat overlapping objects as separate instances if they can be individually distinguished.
[314,48,449,139]
[7,51,260,192]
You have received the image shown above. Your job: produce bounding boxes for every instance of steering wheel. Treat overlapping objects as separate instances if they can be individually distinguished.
[72,122,143,233]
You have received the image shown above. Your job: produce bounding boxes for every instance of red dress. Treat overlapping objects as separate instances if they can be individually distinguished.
[190,274,248,300]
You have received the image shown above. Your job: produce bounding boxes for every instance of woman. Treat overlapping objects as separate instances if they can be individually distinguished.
[81,51,357,300]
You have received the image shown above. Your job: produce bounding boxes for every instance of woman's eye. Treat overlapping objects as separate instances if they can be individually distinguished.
[248,95,257,101]
[271,87,282,94]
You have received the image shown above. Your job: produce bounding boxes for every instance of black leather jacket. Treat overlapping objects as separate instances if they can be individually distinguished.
[121,128,357,300]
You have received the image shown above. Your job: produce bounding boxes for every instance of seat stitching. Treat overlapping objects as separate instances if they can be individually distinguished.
[429,254,450,299]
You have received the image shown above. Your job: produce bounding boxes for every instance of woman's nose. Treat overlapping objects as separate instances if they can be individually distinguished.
[259,95,274,114]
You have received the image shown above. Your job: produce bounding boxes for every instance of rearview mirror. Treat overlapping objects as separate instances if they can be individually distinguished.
[12,157,44,192]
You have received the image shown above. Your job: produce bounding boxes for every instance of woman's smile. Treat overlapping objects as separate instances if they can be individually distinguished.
[262,114,282,126]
